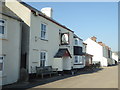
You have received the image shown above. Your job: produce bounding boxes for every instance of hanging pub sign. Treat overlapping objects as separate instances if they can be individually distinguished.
[61,33,69,45]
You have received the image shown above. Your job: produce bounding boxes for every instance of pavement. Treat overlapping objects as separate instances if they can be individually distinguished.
[3,65,118,89]
[33,66,118,88]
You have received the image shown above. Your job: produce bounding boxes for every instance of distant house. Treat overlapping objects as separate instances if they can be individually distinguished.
[0,3,22,85]
[73,34,93,68]
[73,34,85,69]
[84,36,113,67]
[83,43,93,66]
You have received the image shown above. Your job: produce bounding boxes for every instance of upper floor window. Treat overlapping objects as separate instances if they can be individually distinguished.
[75,39,79,45]
[0,19,6,38]
[41,23,47,40]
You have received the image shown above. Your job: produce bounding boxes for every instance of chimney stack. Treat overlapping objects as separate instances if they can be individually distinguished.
[91,36,97,42]
[41,7,53,18]
[105,46,111,50]
[98,42,105,46]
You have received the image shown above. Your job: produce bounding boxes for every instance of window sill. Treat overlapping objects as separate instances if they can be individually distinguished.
[74,63,84,65]
[0,38,8,41]
[41,38,48,41]
[0,74,7,78]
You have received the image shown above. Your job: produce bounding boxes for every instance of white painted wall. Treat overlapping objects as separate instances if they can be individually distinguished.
[84,38,108,66]
[5,0,74,73]
[53,58,63,71]
[0,14,21,85]
[112,52,118,62]
[28,10,74,73]
[63,57,71,70]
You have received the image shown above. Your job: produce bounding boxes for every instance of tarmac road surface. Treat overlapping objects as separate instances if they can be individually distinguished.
[33,66,118,88]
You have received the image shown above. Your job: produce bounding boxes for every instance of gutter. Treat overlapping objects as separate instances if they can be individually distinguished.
[0,12,22,21]
[31,10,74,33]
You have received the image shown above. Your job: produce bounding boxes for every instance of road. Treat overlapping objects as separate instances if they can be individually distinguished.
[33,66,118,88]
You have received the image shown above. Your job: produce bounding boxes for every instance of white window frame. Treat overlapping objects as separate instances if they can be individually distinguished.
[75,39,79,45]
[41,23,47,40]
[40,51,47,67]
[0,56,4,73]
[79,56,83,64]
[74,56,79,63]
[0,19,6,38]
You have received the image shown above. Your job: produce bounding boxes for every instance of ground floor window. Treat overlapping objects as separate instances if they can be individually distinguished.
[74,56,84,64]
[40,51,47,67]
[79,56,83,64]
[0,56,4,72]
[74,56,79,63]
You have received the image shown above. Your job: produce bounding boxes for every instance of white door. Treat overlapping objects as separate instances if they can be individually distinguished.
[63,57,71,70]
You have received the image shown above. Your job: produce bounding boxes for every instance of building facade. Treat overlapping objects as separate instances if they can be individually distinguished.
[84,36,113,67]
[73,34,86,69]
[0,4,22,85]
[6,0,74,74]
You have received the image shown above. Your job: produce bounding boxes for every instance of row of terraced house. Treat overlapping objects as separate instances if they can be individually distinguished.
[0,0,118,85]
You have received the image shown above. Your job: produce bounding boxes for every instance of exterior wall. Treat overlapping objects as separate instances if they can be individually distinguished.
[0,14,21,85]
[85,55,92,66]
[21,22,30,70]
[103,46,108,58]
[6,0,74,73]
[83,44,86,53]
[59,28,74,70]
[84,38,105,66]
[112,52,118,62]
[101,57,108,66]
[28,13,74,73]
[63,57,71,70]
[53,58,63,71]
[28,14,59,73]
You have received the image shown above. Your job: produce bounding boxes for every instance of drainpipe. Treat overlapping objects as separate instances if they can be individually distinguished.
[18,21,23,82]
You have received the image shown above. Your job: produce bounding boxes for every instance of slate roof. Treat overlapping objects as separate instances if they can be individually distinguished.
[54,48,72,58]
[74,34,83,41]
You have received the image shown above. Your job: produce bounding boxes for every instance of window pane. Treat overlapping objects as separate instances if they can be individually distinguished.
[40,52,46,67]
[43,32,46,38]
[44,25,46,32]
[43,53,45,59]
[75,56,78,63]
[75,40,77,45]
[0,63,3,71]
[41,24,46,39]
[40,53,42,60]
[41,31,44,38]
[0,26,4,34]
[0,57,3,60]
[41,24,43,31]
[0,20,4,23]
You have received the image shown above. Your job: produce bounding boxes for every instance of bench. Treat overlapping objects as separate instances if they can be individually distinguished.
[36,66,58,79]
